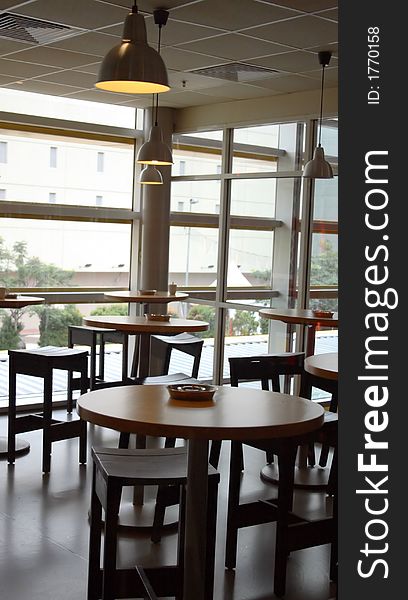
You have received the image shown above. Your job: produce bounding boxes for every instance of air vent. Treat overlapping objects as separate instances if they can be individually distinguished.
[0,12,82,45]
[191,62,280,83]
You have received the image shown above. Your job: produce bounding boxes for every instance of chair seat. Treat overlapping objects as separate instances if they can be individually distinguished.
[9,345,88,362]
[131,372,200,385]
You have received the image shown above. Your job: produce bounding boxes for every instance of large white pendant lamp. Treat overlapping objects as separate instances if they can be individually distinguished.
[137,9,173,167]
[95,2,170,94]
[303,51,334,179]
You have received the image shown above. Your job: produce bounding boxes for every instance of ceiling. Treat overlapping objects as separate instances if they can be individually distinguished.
[0,0,338,110]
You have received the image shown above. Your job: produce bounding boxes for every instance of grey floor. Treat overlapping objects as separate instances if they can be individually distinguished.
[0,410,336,600]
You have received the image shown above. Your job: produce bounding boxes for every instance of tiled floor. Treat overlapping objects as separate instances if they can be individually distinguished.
[0,410,335,600]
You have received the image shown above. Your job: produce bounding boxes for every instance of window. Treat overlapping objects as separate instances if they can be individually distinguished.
[50,146,57,168]
[0,141,7,163]
[0,189,6,200]
[49,192,56,203]
[97,152,104,173]
[177,201,184,212]
[95,195,103,206]
[179,160,186,175]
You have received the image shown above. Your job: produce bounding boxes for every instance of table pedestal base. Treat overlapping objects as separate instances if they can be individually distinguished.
[260,463,330,490]
[0,436,30,458]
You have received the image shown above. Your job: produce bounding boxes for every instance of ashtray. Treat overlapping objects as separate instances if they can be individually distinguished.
[145,313,171,322]
[139,289,157,295]
[167,384,217,401]
[5,293,18,299]
[312,310,334,318]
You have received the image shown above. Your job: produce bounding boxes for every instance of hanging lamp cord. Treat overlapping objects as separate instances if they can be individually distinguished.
[153,23,163,126]
[318,62,326,147]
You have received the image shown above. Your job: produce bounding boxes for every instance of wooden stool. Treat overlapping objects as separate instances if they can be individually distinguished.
[67,325,129,412]
[7,346,88,473]
[88,446,220,600]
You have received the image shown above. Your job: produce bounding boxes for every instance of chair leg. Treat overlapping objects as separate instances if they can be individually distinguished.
[274,444,297,598]
[225,441,243,570]
[7,356,17,464]
[101,482,122,600]
[42,369,53,474]
[88,464,103,600]
[79,363,88,465]
[118,432,130,449]
[319,443,330,467]
[67,370,74,414]
[209,440,221,468]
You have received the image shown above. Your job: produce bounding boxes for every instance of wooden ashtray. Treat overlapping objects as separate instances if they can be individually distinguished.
[312,310,334,318]
[167,384,217,402]
[144,313,171,322]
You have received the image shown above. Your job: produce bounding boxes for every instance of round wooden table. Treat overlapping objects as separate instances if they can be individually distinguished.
[0,295,45,457]
[259,308,338,356]
[83,316,208,378]
[305,352,338,381]
[78,384,324,600]
[104,290,189,304]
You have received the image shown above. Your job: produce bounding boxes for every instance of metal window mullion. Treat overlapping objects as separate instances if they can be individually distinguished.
[0,201,139,223]
[213,128,233,385]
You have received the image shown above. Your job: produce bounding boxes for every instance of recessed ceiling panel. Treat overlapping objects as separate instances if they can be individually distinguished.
[261,0,336,11]
[245,15,337,47]
[251,50,337,73]
[4,45,101,68]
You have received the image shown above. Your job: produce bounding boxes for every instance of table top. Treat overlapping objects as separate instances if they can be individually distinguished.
[84,315,208,335]
[0,295,45,309]
[260,307,338,327]
[104,290,189,303]
[77,384,324,441]
[304,352,338,381]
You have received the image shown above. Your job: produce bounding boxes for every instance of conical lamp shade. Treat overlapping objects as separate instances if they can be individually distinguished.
[137,125,173,165]
[303,146,333,179]
[140,165,163,185]
[96,8,169,94]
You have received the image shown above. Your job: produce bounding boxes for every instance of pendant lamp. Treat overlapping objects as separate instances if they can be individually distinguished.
[137,9,173,166]
[95,2,170,94]
[303,51,333,179]
[140,165,163,185]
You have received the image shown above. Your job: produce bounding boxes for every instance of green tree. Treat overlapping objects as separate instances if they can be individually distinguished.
[187,305,216,338]
[0,313,23,350]
[310,239,338,311]
[0,237,76,348]
[35,305,83,347]
[231,310,259,336]
[91,304,128,316]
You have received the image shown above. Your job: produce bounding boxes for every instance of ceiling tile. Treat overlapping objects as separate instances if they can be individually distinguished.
[199,82,277,100]
[13,0,128,30]
[6,78,84,96]
[47,31,118,56]
[0,0,24,9]
[0,57,60,77]
[304,65,338,84]
[0,38,36,56]
[244,15,337,47]
[63,88,137,103]
[35,69,97,88]
[98,0,195,10]
[261,1,337,11]
[75,61,102,75]
[168,69,232,91]
[116,96,155,109]
[170,0,297,31]
[145,15,224,47]
[316,8,338,21]
[177,32,292,61]
[0,73,19,85]
[256,73,321,93]
[4,46,101,68]
[160,46,223,71]
[251,50,338,73]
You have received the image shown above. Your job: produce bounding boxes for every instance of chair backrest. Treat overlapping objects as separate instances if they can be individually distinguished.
[151,333,204,378]
[229,352,305,392]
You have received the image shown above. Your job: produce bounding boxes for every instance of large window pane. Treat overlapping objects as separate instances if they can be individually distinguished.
[169,226,218,287]
[227,229,274,291]
[230,178,276,218]
[0,128,134,208]
[171,180,221,214]
[172,130,223,176]
[0,218,131,289]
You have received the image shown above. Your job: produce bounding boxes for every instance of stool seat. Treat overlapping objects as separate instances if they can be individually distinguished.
[88,446,220,600]
[8,345,88,472]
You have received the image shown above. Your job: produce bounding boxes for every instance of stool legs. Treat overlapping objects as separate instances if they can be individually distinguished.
[88,465,103,600]
[42,367,53,473]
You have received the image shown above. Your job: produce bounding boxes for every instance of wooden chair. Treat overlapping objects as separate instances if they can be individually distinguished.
[224,353,338,596]
[209,352,305,469]
[88,446,219,600]
[150,332,204,378]
[7,346,88,473]
[67,325,129,412]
